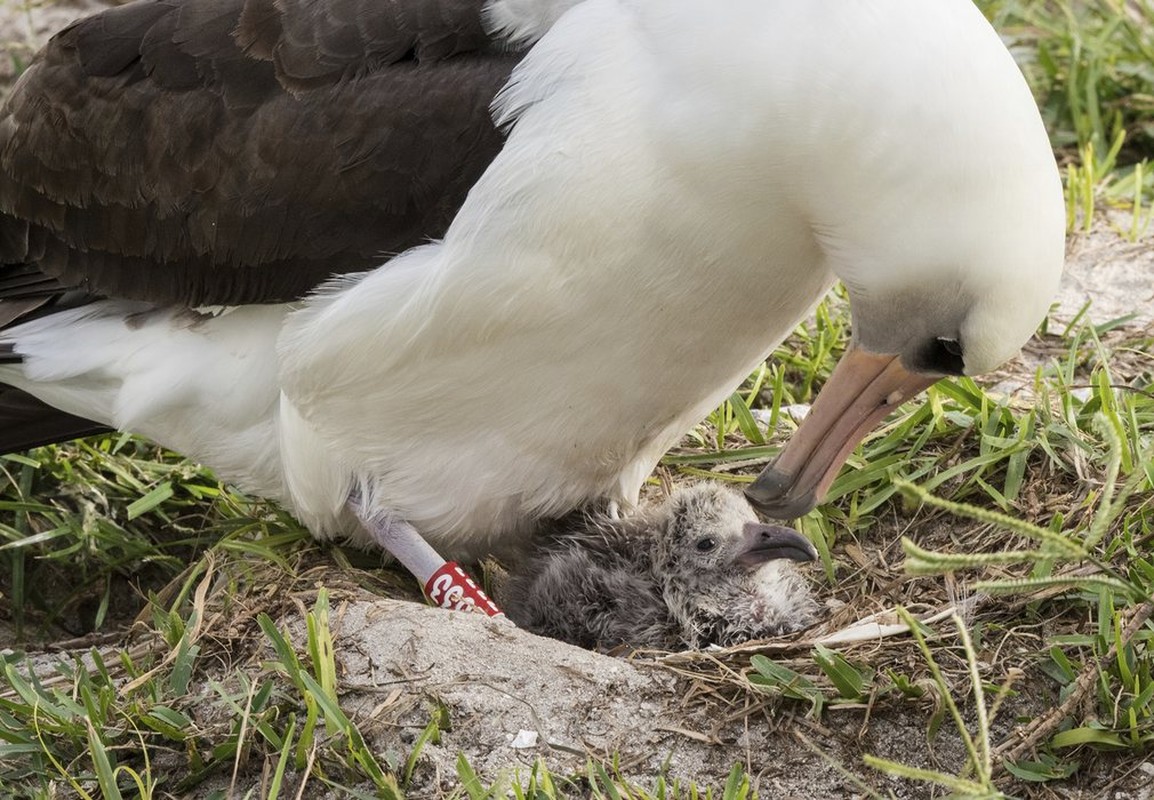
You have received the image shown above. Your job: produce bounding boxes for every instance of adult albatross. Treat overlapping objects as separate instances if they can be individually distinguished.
[0,0,1063,596]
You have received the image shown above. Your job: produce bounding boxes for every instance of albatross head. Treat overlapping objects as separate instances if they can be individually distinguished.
[657,485,817,575]
[728,0,1067,518]
[656,484,818,645]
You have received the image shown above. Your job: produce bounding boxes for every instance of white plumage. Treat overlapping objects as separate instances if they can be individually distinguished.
[0,0,1064,565]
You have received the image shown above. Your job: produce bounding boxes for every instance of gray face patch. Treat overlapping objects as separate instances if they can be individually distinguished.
[849,282,972,375]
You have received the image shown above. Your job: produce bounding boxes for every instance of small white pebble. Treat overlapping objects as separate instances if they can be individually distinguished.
[781,404,811,422]
[487,613,516,629]
[751,404,811,426]
[510,729,538,749]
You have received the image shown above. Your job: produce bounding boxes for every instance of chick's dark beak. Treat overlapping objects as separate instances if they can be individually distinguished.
[745,345,936,519]
[735,522,817,567]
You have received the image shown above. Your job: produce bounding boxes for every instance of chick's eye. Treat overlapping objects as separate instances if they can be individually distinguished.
[695,537,717,553]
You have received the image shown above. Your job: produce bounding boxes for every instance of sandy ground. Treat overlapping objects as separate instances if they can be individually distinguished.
[4,1,1154,797]
[224,598,1150,797]
[196,598,1032,797]
[1059,220,1154,326]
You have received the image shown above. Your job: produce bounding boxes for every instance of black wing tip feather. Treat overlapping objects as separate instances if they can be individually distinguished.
[0,288,110,450]
[0,386,110,454]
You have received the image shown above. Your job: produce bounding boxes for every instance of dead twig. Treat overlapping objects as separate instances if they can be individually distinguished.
[993,597,1154,769]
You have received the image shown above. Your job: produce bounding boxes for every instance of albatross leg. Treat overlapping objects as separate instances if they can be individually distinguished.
[349,503,503,617]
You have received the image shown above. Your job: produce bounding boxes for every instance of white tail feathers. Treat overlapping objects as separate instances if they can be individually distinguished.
[0,301,289,500]
[277,395,360,541]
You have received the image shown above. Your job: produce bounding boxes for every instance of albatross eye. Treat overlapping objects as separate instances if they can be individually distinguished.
[695,537,717,553]
[917,337,965,376]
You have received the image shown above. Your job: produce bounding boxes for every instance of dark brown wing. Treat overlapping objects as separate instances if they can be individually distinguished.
[0,0,520,308]
[0,0,521,451]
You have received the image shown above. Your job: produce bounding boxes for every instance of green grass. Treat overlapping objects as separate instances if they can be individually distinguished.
[2,1,1154,798]
[672,295,1153,789]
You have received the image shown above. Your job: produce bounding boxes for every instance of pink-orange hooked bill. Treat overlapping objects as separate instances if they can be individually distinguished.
[745,346,937,519]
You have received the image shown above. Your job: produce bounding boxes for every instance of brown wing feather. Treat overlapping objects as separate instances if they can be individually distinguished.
[0,0,520,307]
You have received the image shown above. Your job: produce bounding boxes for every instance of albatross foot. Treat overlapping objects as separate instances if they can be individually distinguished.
[349,503,502,617]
